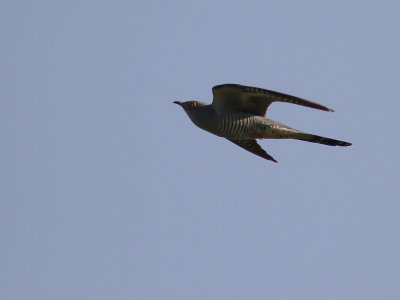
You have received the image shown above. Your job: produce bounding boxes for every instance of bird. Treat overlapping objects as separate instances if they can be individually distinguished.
[174,84,352,163]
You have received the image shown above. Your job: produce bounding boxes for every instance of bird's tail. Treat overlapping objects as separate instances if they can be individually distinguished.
[291,131,352,147]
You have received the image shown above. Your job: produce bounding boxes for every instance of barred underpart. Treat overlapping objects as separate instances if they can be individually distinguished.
[215,109,264,139]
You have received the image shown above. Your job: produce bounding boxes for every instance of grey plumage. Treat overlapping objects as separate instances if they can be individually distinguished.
[174,84,352,163]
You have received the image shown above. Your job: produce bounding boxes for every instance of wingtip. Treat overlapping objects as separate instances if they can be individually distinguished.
[337,142,352,147]
[328,108,335,112]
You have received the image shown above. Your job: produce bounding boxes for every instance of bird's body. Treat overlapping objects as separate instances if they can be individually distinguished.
[174,84,352,163]
[214,108,291,140]
[192,105,287,139]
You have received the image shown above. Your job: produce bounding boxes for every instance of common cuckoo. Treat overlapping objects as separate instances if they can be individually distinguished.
[174,84,352,163]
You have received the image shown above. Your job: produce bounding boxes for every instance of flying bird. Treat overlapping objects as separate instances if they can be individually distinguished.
[174,84,352,163]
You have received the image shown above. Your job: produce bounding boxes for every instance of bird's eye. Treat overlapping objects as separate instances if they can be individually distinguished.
[190,101,197,107]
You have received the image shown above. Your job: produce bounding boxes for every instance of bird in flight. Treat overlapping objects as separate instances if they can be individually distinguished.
[174,84,352,163]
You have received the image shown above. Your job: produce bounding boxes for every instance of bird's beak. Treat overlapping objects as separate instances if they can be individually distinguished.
[173,101,182,106]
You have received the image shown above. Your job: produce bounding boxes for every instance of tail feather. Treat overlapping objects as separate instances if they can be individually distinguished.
[293,132,352,147]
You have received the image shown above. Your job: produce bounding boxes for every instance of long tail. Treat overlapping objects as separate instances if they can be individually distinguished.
[292,131,352,147]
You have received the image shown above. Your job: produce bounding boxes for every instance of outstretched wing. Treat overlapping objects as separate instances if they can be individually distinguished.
[212,84,334,117]
[228,139,278,163]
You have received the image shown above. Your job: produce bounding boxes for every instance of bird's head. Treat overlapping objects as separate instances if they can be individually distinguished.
[173,100,210,117]
[173,100,215,131]
[173,100,208,110]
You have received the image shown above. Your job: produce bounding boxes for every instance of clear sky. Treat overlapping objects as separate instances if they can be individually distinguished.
[1,0,399,299]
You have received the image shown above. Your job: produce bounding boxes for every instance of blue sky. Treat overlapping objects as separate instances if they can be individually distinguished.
[1,0,399,299]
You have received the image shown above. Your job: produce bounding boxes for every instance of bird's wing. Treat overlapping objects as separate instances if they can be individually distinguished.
[228,139,278,163]
[212,84,334,117]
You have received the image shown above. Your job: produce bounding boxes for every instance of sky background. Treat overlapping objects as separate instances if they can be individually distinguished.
[1,0,399,299]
